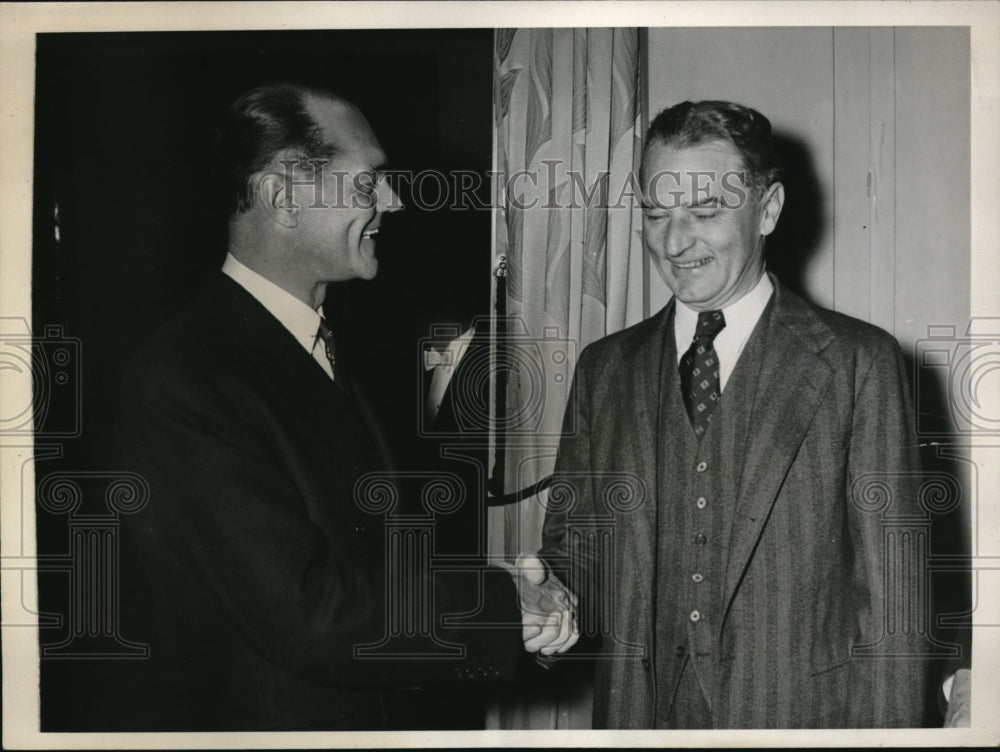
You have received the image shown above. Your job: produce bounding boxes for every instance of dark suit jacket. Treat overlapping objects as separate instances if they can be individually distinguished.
[117,274,521,731]
[423,320,491,558]
[540,277,929,728]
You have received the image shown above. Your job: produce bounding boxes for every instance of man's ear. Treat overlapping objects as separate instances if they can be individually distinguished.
[758,181,785,237]
[256,172,299,229]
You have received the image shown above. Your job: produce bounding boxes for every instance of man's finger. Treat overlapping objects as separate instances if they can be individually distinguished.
[566,587,578,608]
[523,613,560,652]
[539,609,574,655]
[523,622,558,652]
[543,578,577,610]
[555,615,580,653]
[522,621,543,644]
[521,609,551,650]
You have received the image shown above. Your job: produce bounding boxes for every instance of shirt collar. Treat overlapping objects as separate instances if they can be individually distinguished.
[222,253,324,355]
[674,272,774,351]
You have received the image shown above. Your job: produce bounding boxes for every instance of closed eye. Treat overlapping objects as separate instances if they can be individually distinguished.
[354,170,382,195]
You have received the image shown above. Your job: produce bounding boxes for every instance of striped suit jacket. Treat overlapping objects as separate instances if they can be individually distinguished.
[540,277,929,728]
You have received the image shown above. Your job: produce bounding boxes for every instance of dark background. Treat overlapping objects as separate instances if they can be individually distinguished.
[33,29,495,731]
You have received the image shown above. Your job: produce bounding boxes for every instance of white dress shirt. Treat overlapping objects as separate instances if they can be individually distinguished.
[673,273,774,392]
[221,253,334,380]
[424,325,475,422]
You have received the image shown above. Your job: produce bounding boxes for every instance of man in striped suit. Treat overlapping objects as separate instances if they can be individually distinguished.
[539,101,929,728]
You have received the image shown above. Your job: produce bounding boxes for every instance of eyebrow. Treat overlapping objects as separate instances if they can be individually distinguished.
[355,164,389,182]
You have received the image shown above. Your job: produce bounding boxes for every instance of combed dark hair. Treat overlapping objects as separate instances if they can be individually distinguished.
[214,82,342,217]
[642,100,783,196]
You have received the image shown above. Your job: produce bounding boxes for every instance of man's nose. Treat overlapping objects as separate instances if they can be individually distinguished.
[664,213,694,257]
[377,180,404,214]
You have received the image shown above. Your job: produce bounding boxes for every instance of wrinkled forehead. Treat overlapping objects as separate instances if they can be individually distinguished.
[640,139,750,207]
[305,94,386,170]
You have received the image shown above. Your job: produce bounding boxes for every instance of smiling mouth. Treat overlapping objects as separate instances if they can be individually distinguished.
[361,227,380,240]
[673,257,712,269]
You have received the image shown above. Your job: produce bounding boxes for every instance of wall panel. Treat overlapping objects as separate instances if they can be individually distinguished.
[893,26,970,353]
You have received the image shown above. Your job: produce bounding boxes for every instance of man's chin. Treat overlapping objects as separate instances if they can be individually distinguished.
[668,282,716,308]
[355,242,379,280]
[357,258,378,280]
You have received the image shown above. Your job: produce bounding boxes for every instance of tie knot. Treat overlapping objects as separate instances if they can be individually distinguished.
[317,319,334,345]
[695,310,726,341]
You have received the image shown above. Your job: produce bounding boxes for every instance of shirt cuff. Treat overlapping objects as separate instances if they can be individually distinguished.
[942,672,955,702]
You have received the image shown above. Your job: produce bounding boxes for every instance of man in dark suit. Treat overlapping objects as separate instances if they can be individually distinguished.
[117,82,577,731]
[538,101,929,728]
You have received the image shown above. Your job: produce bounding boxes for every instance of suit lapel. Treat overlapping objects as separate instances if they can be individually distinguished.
[720,279,836,619]
[616,302,673,627]
[214,275,388,469]
[220,276,346,399]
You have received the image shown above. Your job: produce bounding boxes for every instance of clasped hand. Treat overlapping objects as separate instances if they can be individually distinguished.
[507,553,579,655]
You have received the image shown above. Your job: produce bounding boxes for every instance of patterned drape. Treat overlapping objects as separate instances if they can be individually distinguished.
[488,27,645,729]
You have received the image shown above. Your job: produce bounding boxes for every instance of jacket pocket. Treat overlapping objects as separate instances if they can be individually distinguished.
[807,590,859,676]
[808,641,853,677]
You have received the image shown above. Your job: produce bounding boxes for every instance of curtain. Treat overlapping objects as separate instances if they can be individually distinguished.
[487,27,645,730]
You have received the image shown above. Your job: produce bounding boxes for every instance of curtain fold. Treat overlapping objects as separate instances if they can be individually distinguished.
[488,27,645,730]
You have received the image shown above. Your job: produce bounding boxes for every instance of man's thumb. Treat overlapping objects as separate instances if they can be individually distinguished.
[515,553,547,586]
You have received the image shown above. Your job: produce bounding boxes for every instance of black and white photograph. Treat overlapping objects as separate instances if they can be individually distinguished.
[1,2,998,747]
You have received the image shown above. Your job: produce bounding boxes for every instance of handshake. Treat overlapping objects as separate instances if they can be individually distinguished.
[501,553,580,656]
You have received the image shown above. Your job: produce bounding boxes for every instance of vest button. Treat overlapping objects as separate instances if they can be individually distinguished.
[674,645,686,657]
[694,533,707,545]
[690,609,701,622]
[691,572,704,583]
[695,461,708,472]
[696,496,707,509]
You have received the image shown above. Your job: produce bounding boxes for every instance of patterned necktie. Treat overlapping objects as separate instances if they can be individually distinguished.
[316,319,340,384]
[679,309,726,438]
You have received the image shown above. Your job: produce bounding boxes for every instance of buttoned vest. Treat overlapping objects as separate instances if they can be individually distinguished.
[653,301,772,724]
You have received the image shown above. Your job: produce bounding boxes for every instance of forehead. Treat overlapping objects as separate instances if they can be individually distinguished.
[641,140,746,199]
[305,94,386,170]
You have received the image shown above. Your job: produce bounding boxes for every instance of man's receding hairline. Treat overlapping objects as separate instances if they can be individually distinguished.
[640,135,753,184]
[646,134,746,161]
[302,91,376,157]
[303,90,356,117]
